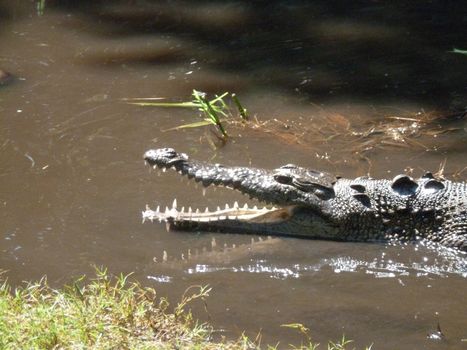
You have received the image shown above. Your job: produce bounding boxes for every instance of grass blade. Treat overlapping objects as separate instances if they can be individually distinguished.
[232,93,248,120]
[163,120,214,131]
[127,101,199,108]
[451,48,467,55]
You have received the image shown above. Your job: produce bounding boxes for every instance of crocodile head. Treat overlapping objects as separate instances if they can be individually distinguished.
[143,148,340,239]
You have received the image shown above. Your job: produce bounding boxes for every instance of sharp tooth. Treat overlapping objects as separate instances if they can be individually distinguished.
[181,253,185,261]
[232,244,236,249]
[225,203,230,209]
[205,207,209,213]
[234,201,239,209]
[243,203,248,210]
[251,238,255,244]
[163,250,168,262]
[178,170,182,175]
[253,205,258,210]
[196,208,200,214]
[217,206,221,211]
[180,206,185,213]
[202,188,207,196]
[165,206,170,214]
[172,199,177,209]
[188,207,192,213]
[187,249,191,259]
[152,165,157,169]
[211,238,216,248]
[165,222,171,232]
[162,167,167,173]
[156,205,160,213]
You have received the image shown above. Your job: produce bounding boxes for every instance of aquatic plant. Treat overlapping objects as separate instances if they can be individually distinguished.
[451,48,467,56]
[124,90,248,139]
[36,0,46,16]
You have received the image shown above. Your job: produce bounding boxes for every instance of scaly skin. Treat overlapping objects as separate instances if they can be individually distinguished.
[143,148,467,251]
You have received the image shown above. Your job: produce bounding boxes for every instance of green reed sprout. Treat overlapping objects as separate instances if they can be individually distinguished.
[451,48,467,56]
[124,90,248,139]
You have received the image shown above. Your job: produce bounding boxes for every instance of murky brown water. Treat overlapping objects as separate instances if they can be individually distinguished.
[1,2,466,349]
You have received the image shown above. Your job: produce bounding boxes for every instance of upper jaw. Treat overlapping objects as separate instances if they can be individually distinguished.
[143,148,331,209]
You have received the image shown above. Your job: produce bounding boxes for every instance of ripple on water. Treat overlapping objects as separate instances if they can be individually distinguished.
[321,242,467,279]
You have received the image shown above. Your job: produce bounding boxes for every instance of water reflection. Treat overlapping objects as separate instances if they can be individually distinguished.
[149,240,467,280]
[324,245,467,278]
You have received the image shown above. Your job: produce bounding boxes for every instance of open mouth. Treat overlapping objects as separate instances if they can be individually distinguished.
[142,200,295,225]
[142,148,339,239]
[142,149,296,227]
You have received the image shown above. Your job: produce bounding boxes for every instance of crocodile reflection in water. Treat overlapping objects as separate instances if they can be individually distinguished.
[143,148,467,252]
[153,236,282,267]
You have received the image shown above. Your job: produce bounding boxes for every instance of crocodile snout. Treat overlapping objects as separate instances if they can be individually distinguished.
[144,148,187,167]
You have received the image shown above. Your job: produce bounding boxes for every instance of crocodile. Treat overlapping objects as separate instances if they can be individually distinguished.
[143,148,467,252]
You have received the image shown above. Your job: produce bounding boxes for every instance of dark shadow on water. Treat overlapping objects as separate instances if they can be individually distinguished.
[46,0,467,110]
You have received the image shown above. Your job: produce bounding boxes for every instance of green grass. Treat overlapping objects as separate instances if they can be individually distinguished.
[124,90,248,139]
[0,268,369,349]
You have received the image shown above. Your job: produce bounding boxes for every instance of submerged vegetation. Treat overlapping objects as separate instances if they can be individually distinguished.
[0,269,369,349]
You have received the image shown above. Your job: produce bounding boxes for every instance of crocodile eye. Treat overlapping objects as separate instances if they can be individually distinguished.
[273,174,293,185]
